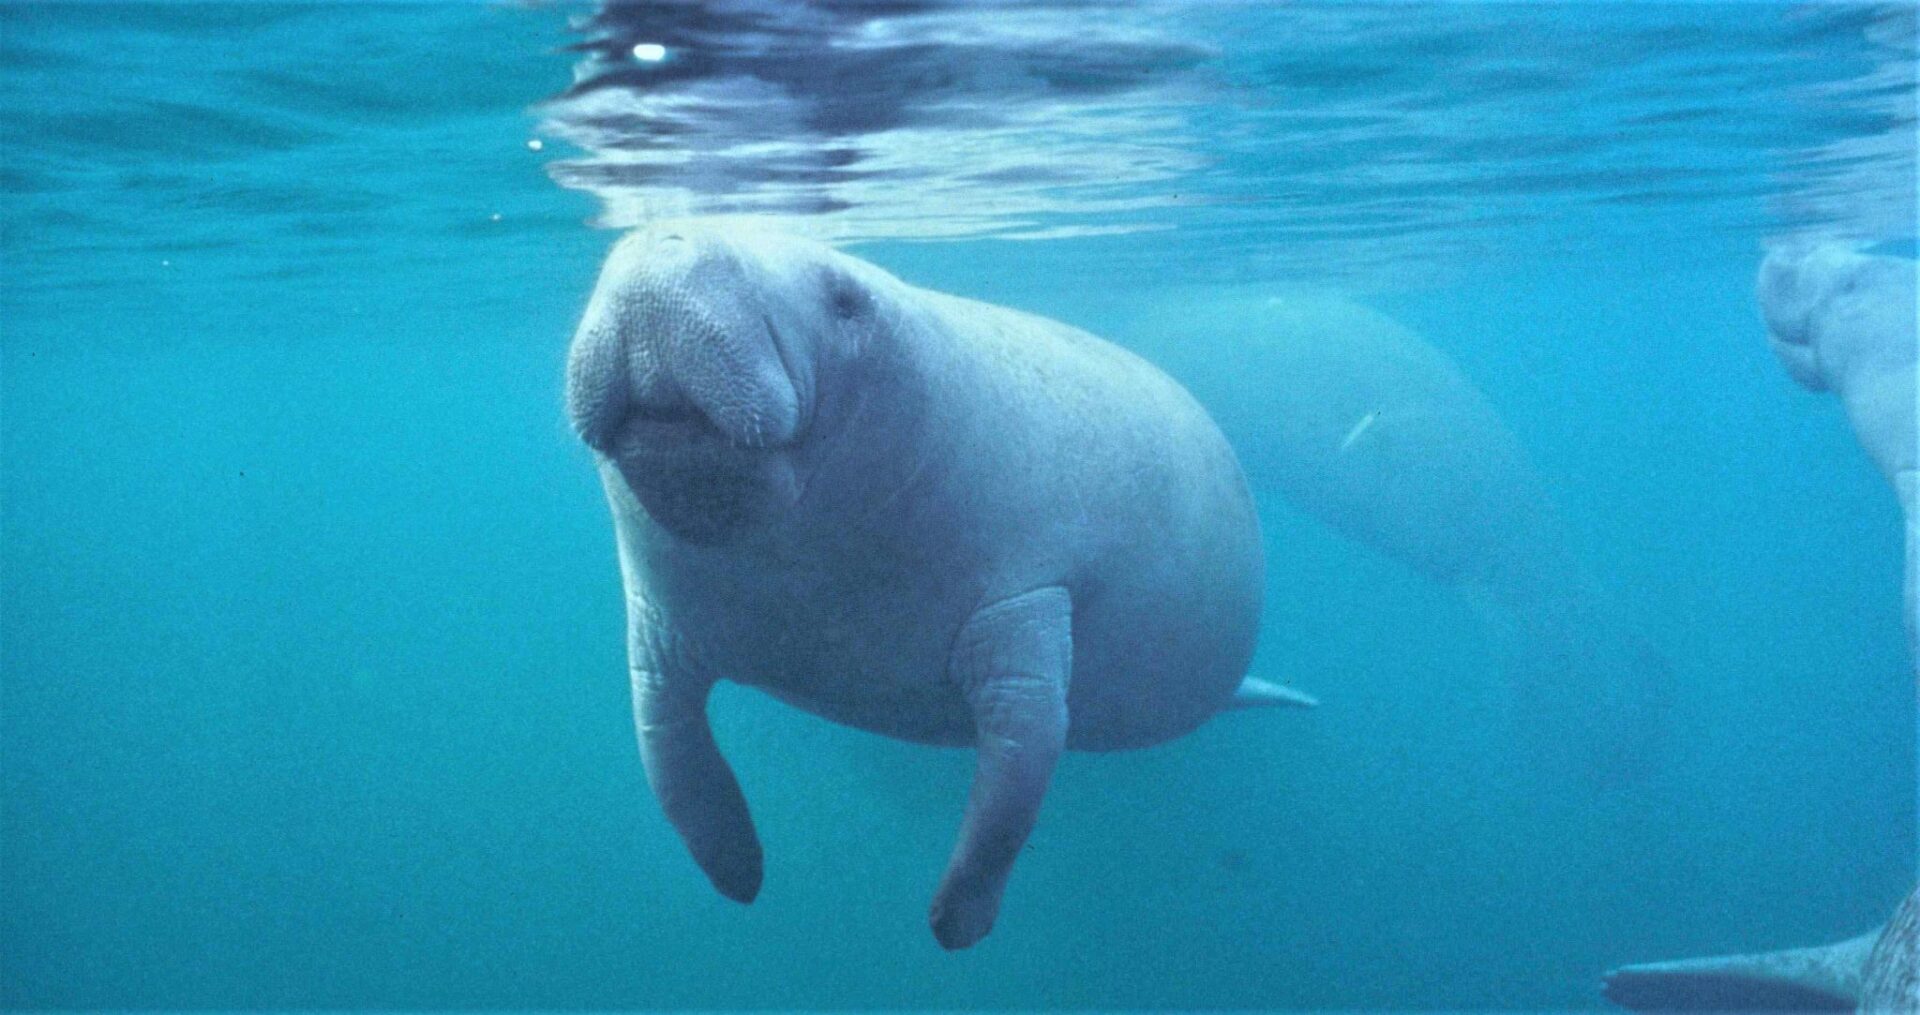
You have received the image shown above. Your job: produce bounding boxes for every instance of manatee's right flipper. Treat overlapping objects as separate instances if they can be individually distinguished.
[1227,676,1319,710]
[627,601,764,904]
[1601,929,1879,1012]
[929,587,1072,951]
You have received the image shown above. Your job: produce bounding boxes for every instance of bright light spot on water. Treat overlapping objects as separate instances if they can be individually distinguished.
[490,212,502,222]
[526,138,544,152]
[631,43,667,63]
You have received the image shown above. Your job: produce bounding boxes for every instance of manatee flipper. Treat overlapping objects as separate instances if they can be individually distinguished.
[1601,929,1879,1011]
[930,587,1072,950]
[627,604,763,904]
[1227,676,1320,710]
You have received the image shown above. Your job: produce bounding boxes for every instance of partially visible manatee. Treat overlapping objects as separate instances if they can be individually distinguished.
[1120,293,1671,782]
[1598,246,1919,1012]
[565,224,1311,950]
[1602,886,1918,1012]
[1757,243,1918,669]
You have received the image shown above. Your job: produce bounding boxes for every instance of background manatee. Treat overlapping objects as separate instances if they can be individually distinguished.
[1115,292,1673,782]
[1594,245,1920,1011]
[1757,243,1918,671]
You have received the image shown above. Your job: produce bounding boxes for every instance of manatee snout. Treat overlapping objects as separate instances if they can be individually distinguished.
[569,228,815,544]
[567,229,806,457]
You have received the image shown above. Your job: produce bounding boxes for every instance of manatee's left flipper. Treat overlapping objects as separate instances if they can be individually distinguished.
[1227,676,1319,710]
[930,586,1072,950]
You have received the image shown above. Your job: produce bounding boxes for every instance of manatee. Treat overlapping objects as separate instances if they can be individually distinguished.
[1601,886,1918,1012]
[1757,243,1918,668]
[1596,246,1919,1011]
[1118,293,1671,781]
[565,223,1311,950]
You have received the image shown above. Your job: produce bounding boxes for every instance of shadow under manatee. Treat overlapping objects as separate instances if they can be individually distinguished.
[1116,290,1673,788]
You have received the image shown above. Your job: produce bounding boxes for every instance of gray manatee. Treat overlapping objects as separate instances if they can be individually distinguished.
[1601,886,1918,1012]
[1757,243,1918,668]
[1598,246,1919,1010]
[565,224,1311,950]
[1120,293,1671,781]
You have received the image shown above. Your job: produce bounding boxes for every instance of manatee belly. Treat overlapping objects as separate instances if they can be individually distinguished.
[752,604,1256,751]
[642,507,1262,753]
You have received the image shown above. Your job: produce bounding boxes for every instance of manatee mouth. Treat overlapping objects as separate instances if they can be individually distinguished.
[618,396,730,451]
[607,405,804,546]
[608,378,796,462]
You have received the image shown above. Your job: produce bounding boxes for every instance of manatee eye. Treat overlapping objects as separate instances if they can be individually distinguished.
[826,271,870,320]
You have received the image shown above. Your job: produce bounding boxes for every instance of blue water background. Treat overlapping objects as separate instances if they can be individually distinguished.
[3,2,1914,1008]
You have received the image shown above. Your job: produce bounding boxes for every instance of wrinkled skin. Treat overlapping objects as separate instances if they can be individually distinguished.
[1758,244,1918,670]
[567,224,1280,949]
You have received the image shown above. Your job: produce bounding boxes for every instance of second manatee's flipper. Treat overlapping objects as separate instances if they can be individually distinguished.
[1861,887,1919,1012]
[929,587,1072,950]
[1601,929,1879,1012]
[627,601,764,905]
[1227,676,1320,710]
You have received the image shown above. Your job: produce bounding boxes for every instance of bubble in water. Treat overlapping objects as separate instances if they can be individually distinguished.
[631,42,667,63]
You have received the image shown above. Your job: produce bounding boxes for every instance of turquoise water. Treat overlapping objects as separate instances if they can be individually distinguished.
[2,2,1914,1008]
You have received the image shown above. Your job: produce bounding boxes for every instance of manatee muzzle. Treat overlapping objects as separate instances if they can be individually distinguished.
[569,231,812,543]
[569,232,804,458]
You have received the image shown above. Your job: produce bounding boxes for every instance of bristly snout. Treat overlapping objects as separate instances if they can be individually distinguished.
[568,228,804,458]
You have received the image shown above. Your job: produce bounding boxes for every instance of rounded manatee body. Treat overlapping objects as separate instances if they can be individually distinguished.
[566,224,1278,949]
[1158,295,1564,590]
[1757,244,1918,668]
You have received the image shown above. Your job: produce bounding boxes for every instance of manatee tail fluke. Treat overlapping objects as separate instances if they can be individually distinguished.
[1601,930,1879,1012]
[1227,676,1319,710]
